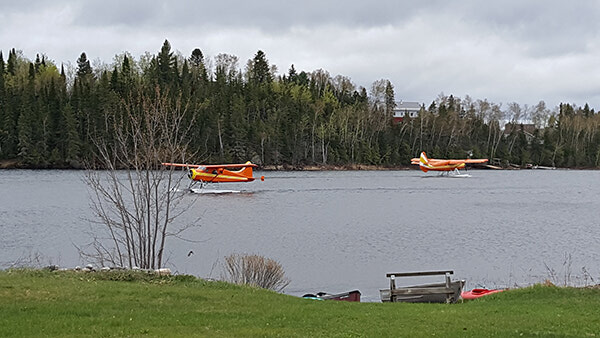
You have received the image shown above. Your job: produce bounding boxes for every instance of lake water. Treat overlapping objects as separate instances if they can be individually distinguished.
[1,169,600,302]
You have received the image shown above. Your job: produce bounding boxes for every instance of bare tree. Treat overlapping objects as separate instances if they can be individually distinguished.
[83,87,196,269]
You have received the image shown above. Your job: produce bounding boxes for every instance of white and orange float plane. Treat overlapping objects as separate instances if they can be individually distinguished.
[162,161,263,192]
[411,152,487,175]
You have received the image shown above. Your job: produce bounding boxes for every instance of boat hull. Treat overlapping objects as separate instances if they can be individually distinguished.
[303,290,361,302]
[461,288,503,300]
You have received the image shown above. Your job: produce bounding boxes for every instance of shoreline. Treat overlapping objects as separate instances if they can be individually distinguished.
[260,163,413,171]
[1,159,597,171]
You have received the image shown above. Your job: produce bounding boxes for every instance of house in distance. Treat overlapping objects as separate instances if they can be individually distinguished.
[393,101,422,123]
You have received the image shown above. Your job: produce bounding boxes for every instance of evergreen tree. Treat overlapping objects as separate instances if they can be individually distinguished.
[384,80,395,119]
[2,51,19,158]
[0,52,5,158]
[76,52,93,80]
[181,60,191,97]
[46,77,62,160]
[34,54,42,73]
[248,50,272,85]
[189,48,208,85]
[74,53,95,156]
[287,64,297,83]
[157,39,176,86]
[110,65,119,92]
[189,48,204,67]
[0,51,4,81]
[17,64,42,165]
[7,48,17,76]
[60,103,80,164]
[117,55,134,96]
[60,64,66,83]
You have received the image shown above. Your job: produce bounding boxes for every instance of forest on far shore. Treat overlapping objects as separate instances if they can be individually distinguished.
[1,40,600,169]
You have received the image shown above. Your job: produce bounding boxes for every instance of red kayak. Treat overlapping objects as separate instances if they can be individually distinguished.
[461,288,504,300]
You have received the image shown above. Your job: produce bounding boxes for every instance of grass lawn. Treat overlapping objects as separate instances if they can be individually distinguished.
[1,269,599,337]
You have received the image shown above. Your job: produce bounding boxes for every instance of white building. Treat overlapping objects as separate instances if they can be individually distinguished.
[393,101,421,122]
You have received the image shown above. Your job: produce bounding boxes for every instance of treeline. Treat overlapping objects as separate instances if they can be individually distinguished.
[1,40,600,169]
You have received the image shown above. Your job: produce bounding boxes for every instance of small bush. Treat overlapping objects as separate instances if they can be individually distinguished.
[221,254,290,292]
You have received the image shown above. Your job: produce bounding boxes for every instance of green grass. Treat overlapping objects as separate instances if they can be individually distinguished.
[1,269,599,337]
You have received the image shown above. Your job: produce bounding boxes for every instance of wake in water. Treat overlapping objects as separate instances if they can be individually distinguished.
[190,188,241,194]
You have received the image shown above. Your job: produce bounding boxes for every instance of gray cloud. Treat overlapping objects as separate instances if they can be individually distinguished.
[73,0,413,29]
[2,0,600,109]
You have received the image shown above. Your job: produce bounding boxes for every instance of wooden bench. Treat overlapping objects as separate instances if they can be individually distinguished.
[381,270,463,304]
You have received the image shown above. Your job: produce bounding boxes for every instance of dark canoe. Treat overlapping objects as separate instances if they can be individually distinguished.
[302,290,361,302]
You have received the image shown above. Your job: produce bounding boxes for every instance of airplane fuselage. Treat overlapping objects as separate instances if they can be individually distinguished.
[162,161,259,184]
[419,162,465,172]
[411,152,487,173]
[188,167,255,183]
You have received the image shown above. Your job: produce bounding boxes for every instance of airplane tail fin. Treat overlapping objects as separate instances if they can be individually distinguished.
[419,152,429,172]
[238,161,254,178]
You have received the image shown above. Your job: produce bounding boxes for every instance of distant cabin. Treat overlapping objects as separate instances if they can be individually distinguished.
[393,101,421,123]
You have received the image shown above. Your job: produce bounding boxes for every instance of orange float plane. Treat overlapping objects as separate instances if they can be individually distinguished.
[161,161,263,185]
[411,152,488,174]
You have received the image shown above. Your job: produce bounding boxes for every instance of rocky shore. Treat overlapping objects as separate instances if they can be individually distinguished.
[44,264,172,276]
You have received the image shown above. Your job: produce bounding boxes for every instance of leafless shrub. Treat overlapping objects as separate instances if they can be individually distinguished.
[581,266,595,286]
[83,87,198,270]
[543,253,596,287]
[221,253,290,292]
[7,250,48,268]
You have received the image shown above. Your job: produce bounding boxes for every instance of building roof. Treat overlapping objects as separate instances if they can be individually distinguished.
[395,101,421,110]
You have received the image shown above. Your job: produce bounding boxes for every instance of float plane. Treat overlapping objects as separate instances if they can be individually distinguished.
[162,161,263,193]
[411,152,488,176]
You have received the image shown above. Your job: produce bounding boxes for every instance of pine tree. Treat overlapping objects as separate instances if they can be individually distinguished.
[34,54,42,73]
[2,50,19,158]
[110,65,119,92]
[46,77,62,162]
[181,60,191,97]
[248,50,272,85]
[120,54,133,94]
[157,39,176,86]
[189,48,204,67]
[384,80,395,119]
[189,48,208,85]
[76,52,93,80]
[287,64,297,83]
[60,64,66,83]
[61,103,80,165]
[0,52,5,158]
[73,53,95,156]
[7,48,17,76]
[17,64,40,164]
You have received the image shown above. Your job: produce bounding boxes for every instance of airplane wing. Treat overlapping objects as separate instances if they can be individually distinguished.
[410,155,487,165]
[202,162,258,169]
[162,162,258,169]
[463,159,488,164]
[444,159,488,164]
[162,163,202,168]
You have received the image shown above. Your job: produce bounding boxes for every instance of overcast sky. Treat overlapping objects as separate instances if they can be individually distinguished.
[2,1,600,109]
